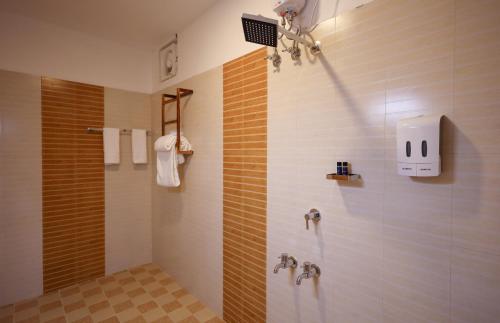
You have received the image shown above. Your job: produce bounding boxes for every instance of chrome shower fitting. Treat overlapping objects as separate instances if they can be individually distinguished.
[241,13,321,68]
[273,253,298,274]
[304,208,321,230]
[296,261,321,285]
[283,44,301,61]
[267,48,282,69]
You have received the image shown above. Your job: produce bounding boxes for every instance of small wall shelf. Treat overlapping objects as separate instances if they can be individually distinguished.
[162,88,194,155]
[326,173,361,181]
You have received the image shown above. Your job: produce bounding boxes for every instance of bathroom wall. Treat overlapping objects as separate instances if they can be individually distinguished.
[41,78,105,293]
[222,48,268,323]
[0,71,154,305]
[149,1,500,322]
[151,67,223,315]
[267,0,500,322]
[0,12,152,93]
[104,88,153,274]
[0,70,43,305]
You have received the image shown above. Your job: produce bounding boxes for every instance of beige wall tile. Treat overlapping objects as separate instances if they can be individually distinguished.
[0,70,42,306]
[151,67,223,316]
[104,88,153,275]
[451,247,500,323]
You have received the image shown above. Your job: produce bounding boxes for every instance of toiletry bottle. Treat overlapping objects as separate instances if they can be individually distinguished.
[337,162,342,175]
[342,162,349,175]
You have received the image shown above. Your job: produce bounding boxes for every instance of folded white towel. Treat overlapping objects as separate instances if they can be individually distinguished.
[103,128,120,165]
[132,129,147,164]
[154,132,192,187]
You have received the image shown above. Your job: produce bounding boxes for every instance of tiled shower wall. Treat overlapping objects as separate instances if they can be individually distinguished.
[0,70,42,305]
[41,78,105,293]
[104,88,152,274]
[0,71,153,305]
[151,67,223,316]
[268,0,500,322]
[222,48,268,323]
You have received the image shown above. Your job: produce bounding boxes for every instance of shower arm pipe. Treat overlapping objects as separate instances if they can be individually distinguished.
[277,25,319,50]
[278,15,295,40]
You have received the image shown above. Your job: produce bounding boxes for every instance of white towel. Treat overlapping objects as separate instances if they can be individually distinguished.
[103,128,120,165]
[132,129,147,164]
[154,132,192,187]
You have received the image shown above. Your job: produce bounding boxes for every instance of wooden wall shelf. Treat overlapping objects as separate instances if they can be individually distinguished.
[326,173,361,181]
[161,88,194,155]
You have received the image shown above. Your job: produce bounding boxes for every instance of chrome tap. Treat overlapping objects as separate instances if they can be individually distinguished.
[304,208,321,230]
[296,261,321,285]
[273,253,298,274]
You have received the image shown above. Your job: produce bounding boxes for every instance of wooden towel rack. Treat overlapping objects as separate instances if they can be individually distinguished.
[161,88,194,155]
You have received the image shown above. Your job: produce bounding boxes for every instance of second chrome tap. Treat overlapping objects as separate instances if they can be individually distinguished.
[273,253,298,274]
[296,261,321,285]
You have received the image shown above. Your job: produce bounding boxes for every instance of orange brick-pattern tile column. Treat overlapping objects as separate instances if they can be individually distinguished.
[41,77,105,293]
[222,47,267,323]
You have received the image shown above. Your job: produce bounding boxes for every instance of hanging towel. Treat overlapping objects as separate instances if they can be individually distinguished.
[103,128,120,165]
[132,129,147,164]
[154,131,192,187]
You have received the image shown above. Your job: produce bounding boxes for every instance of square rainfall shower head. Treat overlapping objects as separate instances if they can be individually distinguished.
[242,13,278,47]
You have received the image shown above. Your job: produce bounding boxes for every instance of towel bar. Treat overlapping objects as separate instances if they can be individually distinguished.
[86,127,151,136]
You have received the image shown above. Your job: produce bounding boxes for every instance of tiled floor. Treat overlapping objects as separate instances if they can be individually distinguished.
[0,264,223,323]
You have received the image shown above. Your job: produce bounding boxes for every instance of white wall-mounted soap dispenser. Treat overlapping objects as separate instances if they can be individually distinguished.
[397,115,443,177]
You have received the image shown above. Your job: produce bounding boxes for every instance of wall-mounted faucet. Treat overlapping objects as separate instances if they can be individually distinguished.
[273,253,298,274]
[304,208,321,230]
[296,261,321,285]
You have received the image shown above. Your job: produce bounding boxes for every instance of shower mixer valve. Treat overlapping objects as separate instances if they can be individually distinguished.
[304,208,321,230]
[266,48,282,69]
[273,253,298,273]
[296,261,321,285]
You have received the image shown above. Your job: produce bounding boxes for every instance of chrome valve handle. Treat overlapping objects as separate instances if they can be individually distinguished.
[304,208,321,230]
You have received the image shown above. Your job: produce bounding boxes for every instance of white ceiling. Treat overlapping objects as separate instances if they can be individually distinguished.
[0,0,219,50]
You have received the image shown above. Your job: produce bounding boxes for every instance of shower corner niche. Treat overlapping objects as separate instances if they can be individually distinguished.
[161,87,194,155]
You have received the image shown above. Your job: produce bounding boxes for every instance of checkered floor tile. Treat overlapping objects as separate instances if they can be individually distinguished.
[0,264,224,323]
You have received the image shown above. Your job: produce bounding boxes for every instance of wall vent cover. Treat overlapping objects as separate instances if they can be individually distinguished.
[159,36,178,81]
